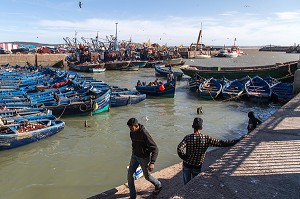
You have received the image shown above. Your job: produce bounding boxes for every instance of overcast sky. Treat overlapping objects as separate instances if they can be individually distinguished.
[1,0,300,46]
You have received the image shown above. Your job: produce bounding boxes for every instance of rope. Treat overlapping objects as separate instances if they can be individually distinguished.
[222,92,246,102]
[56,105,67,120]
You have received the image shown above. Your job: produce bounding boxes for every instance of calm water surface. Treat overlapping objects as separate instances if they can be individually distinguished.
[0,49,299,199]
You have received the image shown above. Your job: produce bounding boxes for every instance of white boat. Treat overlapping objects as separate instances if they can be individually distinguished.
[195,54,211,59]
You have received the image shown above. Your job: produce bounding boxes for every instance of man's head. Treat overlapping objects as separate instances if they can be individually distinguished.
[127,118,140,132]
[248,111,254,118]
[192,117,203,130]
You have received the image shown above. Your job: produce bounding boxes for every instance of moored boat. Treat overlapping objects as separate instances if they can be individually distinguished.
[68,61,105,73]
[105,61,130,70]
[162,58,185,66]
[222,78,246,100]
[180,60,299,81]
[136,79,176,98]
[245,76,272,103]
[199,78,222,100]
[271,82,294,103]
[111,91,146,107]
[154,65,183,80]
[0,116,65,150]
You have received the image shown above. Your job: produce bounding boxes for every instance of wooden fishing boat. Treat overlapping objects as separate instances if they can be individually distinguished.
[188,75,205,91]
[222,79,246,100]
[154,65,183,80]
[245,76,272,103]
[136,79,176,98]
[130,61,148,68]
[0,116,65,150]
[104,61,130,70]
[68,61,105,73]
[271,82,294,103]
[0,108,49,120]
[111,91,146,107]
[180,60,299,81]
[199,78,222,100]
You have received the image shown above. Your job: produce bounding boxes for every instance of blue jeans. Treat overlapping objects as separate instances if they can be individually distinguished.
[183,165,202,185]
[127,154,161,199]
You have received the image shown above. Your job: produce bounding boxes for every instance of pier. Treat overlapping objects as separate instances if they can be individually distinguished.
[92,92,300,198]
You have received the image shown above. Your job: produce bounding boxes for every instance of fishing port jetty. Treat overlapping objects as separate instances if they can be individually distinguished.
[93,85,300,199]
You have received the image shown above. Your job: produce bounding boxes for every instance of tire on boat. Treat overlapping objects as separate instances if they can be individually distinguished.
[79,103,88,112]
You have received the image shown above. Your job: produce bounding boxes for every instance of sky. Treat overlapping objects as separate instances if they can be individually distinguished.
[1,0,300,47]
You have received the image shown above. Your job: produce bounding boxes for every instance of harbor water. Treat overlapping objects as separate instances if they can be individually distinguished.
[0,49,299,199]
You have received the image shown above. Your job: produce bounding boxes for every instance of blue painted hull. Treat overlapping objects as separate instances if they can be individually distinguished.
[111,92,146,107]
[199,78,222,100]
[245,76,271,103]
[136,80,176,98]
[0,120,65,150]
[222,79,245,100]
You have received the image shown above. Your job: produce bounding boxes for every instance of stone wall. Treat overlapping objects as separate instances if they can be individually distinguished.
[0,54,68,67]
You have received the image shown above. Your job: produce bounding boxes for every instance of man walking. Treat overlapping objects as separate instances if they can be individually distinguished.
[177,117,240,185]
[127,118,162,199]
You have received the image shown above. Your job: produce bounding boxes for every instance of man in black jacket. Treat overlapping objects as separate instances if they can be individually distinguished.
[177,117,240,185]
[127,118,162,199]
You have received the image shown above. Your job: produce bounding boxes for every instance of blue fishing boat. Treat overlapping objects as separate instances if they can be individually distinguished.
[271,82,294,103]
[222,79,246,100]
[130,61,148,68]
[111,91,146,107]
[0,116,65,150]
[188,75,205,91]
[136,79,176,98]
[245,76,272,103]
[199,78,222,99]
[154,65,183,80]
[45,89,111,116]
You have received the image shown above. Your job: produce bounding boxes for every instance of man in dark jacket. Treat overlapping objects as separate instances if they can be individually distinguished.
[127,118,162,199]
[177,117,240,185]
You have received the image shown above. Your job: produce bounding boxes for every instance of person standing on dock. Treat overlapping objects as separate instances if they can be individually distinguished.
[127,118,162,198]
[247,111,262,133]
[177,117,240,185]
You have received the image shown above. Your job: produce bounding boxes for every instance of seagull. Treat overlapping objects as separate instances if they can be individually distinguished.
[190,59,194,62]
[197,107,204,114]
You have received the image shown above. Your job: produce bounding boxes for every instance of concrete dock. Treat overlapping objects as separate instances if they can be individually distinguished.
[91,92,300,199]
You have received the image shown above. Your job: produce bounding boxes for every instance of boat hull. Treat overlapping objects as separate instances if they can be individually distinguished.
[136,80,176,98]
[180,61,299,81]
[0,120,65,150]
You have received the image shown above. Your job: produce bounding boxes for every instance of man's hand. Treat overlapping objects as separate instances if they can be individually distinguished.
[148,163,155,172]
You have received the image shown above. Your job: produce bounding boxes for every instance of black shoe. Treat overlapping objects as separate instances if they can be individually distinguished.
[153,184,163,195]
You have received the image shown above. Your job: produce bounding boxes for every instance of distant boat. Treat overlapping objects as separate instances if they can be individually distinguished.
[195,54,211,59]
[130,61,148,68]
[89,68,106,73]
[154,65,183,80]
[199,78,222,99]
[179,60,299,80]
[245,76,272,103]
[105,61,130,70]
[136,79,176,98]
[162,58,185,66]
[68,61,105,73]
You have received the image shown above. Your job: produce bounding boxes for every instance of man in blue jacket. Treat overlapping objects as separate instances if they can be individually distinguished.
[127,118,162,199]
